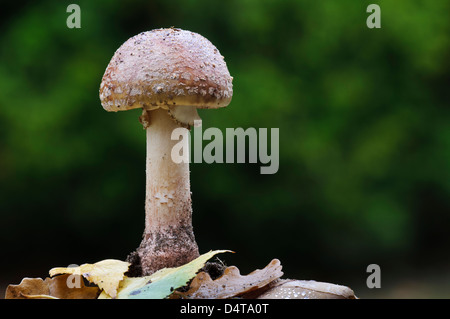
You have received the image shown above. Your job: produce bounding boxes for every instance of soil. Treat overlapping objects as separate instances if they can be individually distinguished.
[125,251,142,277]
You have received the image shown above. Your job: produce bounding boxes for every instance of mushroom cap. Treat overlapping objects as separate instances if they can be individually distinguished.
[99,28,233,112]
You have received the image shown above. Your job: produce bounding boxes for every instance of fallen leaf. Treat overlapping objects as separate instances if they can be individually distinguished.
[97,276,151,299]
[5,275,100,299]
[254,279,357,299]
[46,274,100,299]
[5,278,49,299]
[178,258,284,299]
[19,294,59,299]
[99,250,232,299]
[49,259,129,298]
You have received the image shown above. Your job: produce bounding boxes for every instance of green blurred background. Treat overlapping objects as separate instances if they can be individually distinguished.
[1,0,449,298]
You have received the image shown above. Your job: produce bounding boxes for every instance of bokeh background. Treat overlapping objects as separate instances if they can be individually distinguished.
[1,0,449,298]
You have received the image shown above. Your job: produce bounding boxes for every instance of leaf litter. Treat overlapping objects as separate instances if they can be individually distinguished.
[4,250,356,299]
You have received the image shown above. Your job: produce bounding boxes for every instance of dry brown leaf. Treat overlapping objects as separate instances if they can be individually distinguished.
[5,275,100,299]
[179,259,283,299]
[5,278,49,299]
[18,294,59,299]
[254,279,357,299]
[45,274,100,299]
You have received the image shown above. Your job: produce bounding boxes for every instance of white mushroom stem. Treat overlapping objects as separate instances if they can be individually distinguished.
[137,108,199,275]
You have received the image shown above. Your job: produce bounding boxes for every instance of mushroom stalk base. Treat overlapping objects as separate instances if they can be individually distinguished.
[136,108,199,275]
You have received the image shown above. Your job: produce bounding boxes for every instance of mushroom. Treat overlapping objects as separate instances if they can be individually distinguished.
[99,28,233,275]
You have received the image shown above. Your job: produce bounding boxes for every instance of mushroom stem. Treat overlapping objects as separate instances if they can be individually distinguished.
[137,108,199,275]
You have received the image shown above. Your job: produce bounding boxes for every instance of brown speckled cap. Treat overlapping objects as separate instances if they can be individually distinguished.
[99,28,233,112]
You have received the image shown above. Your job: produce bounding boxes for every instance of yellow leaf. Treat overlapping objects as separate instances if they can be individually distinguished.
[49,259,130,298]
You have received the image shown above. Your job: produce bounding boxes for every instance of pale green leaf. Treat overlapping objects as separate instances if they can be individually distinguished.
[100,250,231,299]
